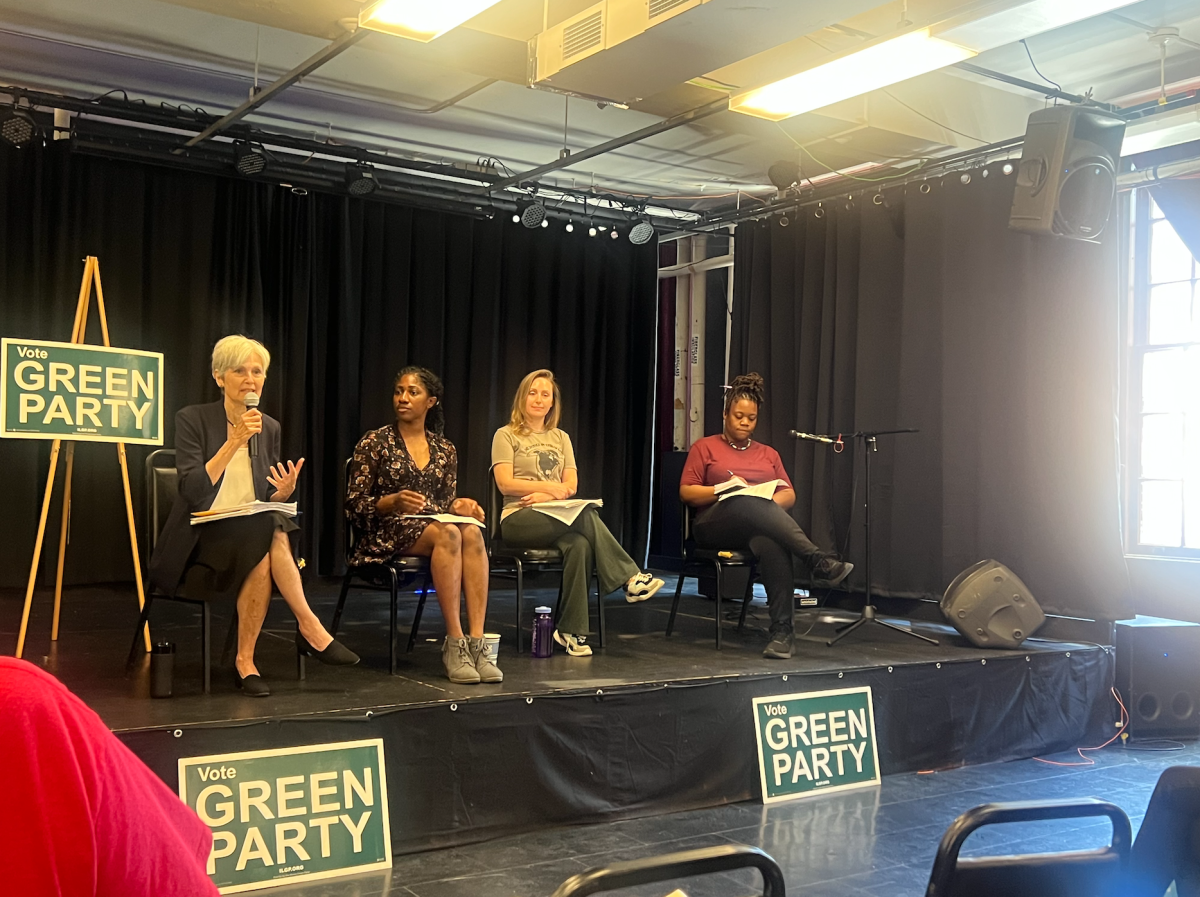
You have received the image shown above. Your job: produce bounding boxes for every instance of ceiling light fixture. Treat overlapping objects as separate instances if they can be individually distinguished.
[233,142,267,176]
[629,221,655,245]
[517,199,546,229]
[358,0,504,43]
[345,163,379,196]
[730,28,976,121]
[0,106,36,147]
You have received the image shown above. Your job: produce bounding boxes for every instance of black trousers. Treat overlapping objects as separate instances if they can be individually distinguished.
[692,496,827,632]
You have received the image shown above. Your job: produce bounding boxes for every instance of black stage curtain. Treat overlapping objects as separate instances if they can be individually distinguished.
[0,143,657,587]
[731,168,1132,620]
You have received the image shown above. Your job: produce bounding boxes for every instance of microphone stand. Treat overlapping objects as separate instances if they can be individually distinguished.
[791,427,938,647]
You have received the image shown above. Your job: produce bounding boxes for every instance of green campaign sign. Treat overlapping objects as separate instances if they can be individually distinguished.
[179,739,392,894]
[1,338,163,444]
[753,686,880,804]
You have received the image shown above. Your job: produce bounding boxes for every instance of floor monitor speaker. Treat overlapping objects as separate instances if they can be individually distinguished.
[1115,618,1200,740]
[1009,105,1125,241]
[941,559,1044,648]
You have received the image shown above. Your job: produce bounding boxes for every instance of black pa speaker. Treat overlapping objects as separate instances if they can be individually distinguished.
[1008,105,1126,241]
[1116,618,1200,740]
[941,560,1045,648]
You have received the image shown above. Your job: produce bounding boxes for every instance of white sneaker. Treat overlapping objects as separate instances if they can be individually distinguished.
[553,629,592,657]
[625,572,665,603]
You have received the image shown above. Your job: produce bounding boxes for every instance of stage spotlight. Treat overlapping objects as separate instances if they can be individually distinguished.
[541,219,548,228]
[517,199,546,228]
[233,142,266,176]
[597,224,607,232]
[588,224,598,237]
[565,221,574,233]
[629,220,655,245]
[610,228,619,239]
[345,164,378,196]
[768,160,800,191]
[512,213,521,223]
[1,107,36,147]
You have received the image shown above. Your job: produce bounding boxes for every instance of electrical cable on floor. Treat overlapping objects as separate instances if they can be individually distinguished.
[1033,687,1128,767]
[1120,740,1186,752]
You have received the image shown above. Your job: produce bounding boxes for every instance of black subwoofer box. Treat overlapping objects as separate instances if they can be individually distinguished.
[1116,618,1200,740]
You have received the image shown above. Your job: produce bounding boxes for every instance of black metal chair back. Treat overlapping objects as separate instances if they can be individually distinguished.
[925,799,1132,897]
[1126,765,1200,896]
[551,844,785,897]
[145,449,177,555]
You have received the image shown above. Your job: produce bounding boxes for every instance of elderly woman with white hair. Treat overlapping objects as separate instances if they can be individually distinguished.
[149,335,358,697]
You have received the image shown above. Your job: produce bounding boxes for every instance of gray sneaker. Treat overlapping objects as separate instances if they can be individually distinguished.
[467,637,504,683]
[442,636,481,684]
[763,627,795,659]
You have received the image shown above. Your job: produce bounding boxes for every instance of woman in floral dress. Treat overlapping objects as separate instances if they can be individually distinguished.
[346,366,499,684]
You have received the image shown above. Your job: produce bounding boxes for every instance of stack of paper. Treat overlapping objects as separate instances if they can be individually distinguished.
[403,513,485,528]
[528,499,603,526]
[191,500,298,525]
[714,478,784,501]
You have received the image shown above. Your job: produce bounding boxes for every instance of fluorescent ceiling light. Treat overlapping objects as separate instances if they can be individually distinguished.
[1122,105,1200,157]
[729,29,977,122]
[941,0,1141,53]
[358,0,503,42]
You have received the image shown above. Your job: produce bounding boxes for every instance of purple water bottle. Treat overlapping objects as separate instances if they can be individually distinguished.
[531,606,554,658]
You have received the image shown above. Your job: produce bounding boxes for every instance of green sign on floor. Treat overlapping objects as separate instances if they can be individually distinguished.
[179,739,392,894]
[753,686,880,804]
[1,337,163,444]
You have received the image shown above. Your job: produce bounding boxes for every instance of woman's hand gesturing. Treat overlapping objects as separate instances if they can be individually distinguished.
[267,459,304,500]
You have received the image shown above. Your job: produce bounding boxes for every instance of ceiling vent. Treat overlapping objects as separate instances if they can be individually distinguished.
[563,10,604,60]
[530,0,880,106]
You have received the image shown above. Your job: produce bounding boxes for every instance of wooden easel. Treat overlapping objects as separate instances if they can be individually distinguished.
[16,256,150,658]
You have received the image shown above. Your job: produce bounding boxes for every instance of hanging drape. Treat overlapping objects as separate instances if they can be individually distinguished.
[0,143,658,587]
[731,167,1132,620]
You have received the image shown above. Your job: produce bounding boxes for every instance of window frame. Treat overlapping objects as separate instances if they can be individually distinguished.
[1124,186,1200,560]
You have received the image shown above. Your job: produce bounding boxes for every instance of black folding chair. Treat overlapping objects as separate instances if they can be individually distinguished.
[925,798,1132,897]
[486,470,602,652]
[330,458,431,675]
[1124,765,1200,897]
[666,503,757,649]
[550,844,785,897]
[125,449,304,693]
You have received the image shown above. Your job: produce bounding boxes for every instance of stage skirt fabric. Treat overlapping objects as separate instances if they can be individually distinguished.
[182,512,298,601]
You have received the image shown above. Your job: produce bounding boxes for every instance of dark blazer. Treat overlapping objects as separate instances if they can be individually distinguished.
[148,400,282,596]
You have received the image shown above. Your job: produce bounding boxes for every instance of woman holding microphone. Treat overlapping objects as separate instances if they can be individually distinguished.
[679,373,853,659]
[149,335,358,697]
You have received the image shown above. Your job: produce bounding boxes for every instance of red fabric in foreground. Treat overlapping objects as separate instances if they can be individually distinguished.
[0,657,218,897]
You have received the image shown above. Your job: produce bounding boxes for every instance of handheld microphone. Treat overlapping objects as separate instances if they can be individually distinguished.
[244,392,260,458]
[788,429,835,444]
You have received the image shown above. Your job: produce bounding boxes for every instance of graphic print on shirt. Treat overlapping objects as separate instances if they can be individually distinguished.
[522,444,563,482]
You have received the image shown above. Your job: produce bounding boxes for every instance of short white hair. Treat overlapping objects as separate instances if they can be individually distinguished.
[211,335,271,376]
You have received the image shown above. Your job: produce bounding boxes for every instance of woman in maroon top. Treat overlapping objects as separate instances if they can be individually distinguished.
[679,373,852,659]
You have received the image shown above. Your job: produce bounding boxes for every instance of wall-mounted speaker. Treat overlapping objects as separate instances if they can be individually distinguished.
[1116,618,1200,740]
[941,559,1045,648]
[1009,105,1126,241]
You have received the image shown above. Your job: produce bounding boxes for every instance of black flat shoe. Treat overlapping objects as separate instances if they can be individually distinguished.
[296,631,360,666]
[235,671,270,697]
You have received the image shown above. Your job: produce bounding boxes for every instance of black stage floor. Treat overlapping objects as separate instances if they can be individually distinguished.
[3,576,1105,733]
[1,575,1115,855]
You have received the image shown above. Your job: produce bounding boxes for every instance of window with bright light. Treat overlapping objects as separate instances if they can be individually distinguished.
[1129,192,1200,556]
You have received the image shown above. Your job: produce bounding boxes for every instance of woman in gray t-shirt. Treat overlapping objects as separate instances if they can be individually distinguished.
[491,370,664,656]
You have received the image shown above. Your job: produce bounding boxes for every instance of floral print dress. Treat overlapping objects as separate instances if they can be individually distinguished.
[345,425,459,564]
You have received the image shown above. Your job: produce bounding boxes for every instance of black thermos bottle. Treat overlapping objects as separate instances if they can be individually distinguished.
[150,641,175,698]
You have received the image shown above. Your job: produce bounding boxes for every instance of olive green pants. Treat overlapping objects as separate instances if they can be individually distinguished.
[500,507,639,635]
